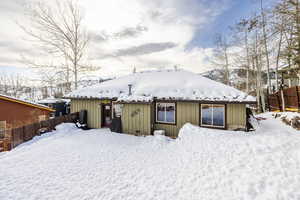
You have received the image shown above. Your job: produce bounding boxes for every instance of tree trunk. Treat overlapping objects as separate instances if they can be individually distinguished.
[74,62,78,89]
[225,51,230,85]
[281,89,285,111]
[275,24,283,92]
[260,0,271,93]
[245,30,250,93]
[296,0,300,69]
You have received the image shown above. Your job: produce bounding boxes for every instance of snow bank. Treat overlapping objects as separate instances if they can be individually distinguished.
[258,112,300,130]
[55,123,78,132]
[1,116,300,200]
[67,69,255,103]
[278,112,300,121]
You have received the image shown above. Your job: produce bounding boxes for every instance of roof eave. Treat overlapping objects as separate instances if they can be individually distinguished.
[0,95,55,112]
[68,96,256,105]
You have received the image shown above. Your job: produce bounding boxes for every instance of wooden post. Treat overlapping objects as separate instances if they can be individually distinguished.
[267,88,270,111]
[296,86,300,112]
[277,92,282,112]
[281,89,285,112]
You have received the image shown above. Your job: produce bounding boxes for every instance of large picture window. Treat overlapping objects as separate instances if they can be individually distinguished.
[201,104,225,128]
[156,103,176,124]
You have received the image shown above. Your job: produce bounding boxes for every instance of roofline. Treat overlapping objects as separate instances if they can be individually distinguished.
[69,96,256,105]
[65,96,115,100]
[0,95,55,112]
[154,99,257,104]
[118,100,257,105]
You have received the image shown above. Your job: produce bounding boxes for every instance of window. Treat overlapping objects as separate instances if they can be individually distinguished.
[201,104,225,128]
[0,121,6,139]
[39,115,47,122]
[0,121,6,131]
[156,103,176,124]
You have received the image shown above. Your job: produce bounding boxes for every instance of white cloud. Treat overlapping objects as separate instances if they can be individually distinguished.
[0,0,230,78]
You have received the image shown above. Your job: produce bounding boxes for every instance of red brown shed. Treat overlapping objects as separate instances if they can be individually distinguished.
[0,94,55,131]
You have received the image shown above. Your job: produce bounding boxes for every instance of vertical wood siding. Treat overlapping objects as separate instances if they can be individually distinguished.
[154,102,199,138]
[70,99,247,136]
[121,104,151,136]
[226,104,246,130]
[70,99,102,128]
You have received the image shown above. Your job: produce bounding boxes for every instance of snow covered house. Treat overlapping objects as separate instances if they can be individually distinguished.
[67,70,256,137]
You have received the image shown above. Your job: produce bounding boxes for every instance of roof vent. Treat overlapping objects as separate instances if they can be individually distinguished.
[128,84,132,96]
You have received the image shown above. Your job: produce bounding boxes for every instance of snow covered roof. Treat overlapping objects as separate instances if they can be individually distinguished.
[37,98,70,104]
[67,69,256,103]
[0,94,55,112]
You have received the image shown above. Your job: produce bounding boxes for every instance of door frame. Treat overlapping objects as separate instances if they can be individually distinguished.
[101,102,112,127]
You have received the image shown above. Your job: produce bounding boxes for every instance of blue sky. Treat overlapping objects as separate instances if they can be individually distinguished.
[191,0,257,48]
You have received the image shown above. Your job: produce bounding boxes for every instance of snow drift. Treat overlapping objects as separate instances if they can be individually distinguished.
[0,114,300,200]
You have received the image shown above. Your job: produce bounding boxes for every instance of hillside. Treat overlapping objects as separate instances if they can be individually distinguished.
[201,68,271,92]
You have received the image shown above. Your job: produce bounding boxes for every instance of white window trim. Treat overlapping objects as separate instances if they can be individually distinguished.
[201,104,225,128]
[156,102,176,124]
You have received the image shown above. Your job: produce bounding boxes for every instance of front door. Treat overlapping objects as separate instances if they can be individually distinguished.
[101,104,112,127]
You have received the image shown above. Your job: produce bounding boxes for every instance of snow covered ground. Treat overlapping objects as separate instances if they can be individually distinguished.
[0,112,300,200]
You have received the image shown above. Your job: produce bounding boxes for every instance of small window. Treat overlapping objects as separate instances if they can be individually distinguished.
[112,102,123,118]
[0,121,6,131]
[201,104,225,128]
[0,121,5,139]
[39,115,47,122]
[156,102,176,124]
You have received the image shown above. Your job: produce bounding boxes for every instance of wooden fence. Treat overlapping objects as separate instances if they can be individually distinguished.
[268,86,300,112]
[1,112,79,151]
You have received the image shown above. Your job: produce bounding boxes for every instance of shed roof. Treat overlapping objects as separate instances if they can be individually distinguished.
[67,69,256,103]
[0,94,55,112]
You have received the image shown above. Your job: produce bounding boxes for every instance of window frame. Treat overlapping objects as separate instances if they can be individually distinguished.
[111,101,123,119]
[155,102,176,125]
[38,115,47,122]
[0,121,6,131]
[200,104,226,129]
[0,121,6,139]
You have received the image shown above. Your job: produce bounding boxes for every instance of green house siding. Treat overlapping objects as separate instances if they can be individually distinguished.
[121,104,151,136]
[154,103,247,137]
[70,99,247,137]
[70,99,102,129]
[226,104,246,130]
[154,102,200,138]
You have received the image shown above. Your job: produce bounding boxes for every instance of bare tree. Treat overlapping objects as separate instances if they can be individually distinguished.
[208,0,300,112]
[233,18,253,93]
[212,33,230,85]
[276,0,300,69]
[260,0,272,93]
[272,5,285,91]
[0,74,10,94]
[19,0,97,89]
[0,73,27,98]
